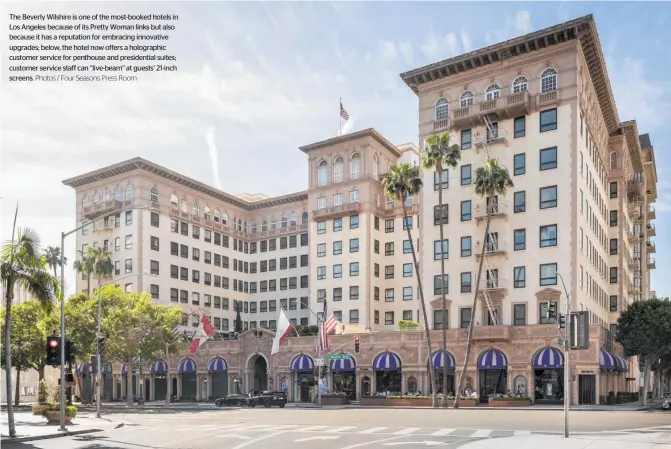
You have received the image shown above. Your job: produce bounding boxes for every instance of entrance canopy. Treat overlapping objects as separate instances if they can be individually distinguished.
[291,355,314,372]
[77,362,91,374]
[532,347,564,369]
[373,352,401,371]
[599,348,617,370]
[208,357,228,373]
[178,358,197,374]
[478,348,507,370]
[615,355,629,372]
[151,360,168,376]
[331,355,355,372]
[429,350,456,371]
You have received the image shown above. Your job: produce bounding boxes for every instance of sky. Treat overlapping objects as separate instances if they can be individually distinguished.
[1,1,669,298]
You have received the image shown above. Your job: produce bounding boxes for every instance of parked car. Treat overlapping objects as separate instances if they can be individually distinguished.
[663,393,671,410]
[251,390,287,408]
[215,393,255,407]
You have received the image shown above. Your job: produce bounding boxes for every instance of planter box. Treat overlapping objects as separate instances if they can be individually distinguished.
[321,396,348,406]
[488,400,532,407]
[32,404,50,415]
[361,397,478,408]
[44,410,72,424]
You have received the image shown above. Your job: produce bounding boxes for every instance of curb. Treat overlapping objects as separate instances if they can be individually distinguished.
[0,428,103,444]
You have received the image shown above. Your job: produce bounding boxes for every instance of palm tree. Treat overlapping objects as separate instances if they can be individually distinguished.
[454,157,513,408]
[421,131,461,408]
[44,246,67,278]
[1,212,59,437]
[382,163,436,406]
[73,249,94,297]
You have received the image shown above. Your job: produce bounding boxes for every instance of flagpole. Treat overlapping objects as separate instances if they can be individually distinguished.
[339,97,342,136]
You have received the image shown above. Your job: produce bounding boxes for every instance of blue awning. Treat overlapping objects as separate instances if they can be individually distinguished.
[291,355,314,372]
[76,362,90,374]
[429,350,456,371]
[532,347,564,369]
[208,357,228,373]
[178,358,197,374]
[599,349,617,370]
[330,355,355,372]
[121,363,127,375]
[478,349,507,370]
[373,352,401,371]
[615,355,628,372]
[151,360,168,375]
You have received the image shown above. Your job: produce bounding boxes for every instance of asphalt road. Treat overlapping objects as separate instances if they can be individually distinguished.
[7,408,671,449]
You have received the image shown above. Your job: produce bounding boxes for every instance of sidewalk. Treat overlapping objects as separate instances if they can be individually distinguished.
[0,411,125,443]
[458,434,671,449]
[286,402,653,411]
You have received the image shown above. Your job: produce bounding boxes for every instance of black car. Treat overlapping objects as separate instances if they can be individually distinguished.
[215,393,255,407]
[252,390,287,408]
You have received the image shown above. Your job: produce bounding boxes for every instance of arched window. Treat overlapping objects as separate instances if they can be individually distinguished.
[204,207,211,220]
[82,196,89,208]
[243,221,248,233]
[540,68,557,93]
[301,211,309,225]
[114,187,122,201]
[180,199,188,213]
[93,193,100,204]
[213,209,220,223]
[125,184,134,201]
[373,154,379,180]
[192,203,200,217]
[317,160,328,187]
[270,218,277,231]
[103,189,111,202]
[150,187,158,203]
[460,91,474,108]
[222,212,229,227]
[350,152,361,179]
[170,194,178,208]
[261,219,268,232]
[485,83,501,100]
[610,152,617,170]
[251,222,258,233]
[333,157,344,183]
[512,76,528,93]
[289,213,297,226]
[281,215,288,228]
[435,98,449,120]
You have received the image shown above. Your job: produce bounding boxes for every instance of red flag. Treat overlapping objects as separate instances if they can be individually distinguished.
[189,316,217,354]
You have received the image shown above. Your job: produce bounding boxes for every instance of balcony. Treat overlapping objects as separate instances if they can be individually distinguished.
[432,117,451,132]
[477,278,508,302]
[648,257,656,270]
[474,128,508,153]
[627,283,639,295]
[627,229,640,244]
[475,240,508,258]
[648,205,656,220]
[646,241,656,253]
[474,201,508,221]
[82,200,124,219]
[472,325,511,342]
[646,223,656,237]
[627,179,642,198]
[451,89,531,128]
[312,202,362,220]
[378,203,419,218]
[626,255,638,270]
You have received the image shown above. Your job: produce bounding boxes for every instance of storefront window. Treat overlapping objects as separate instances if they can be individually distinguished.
[376,371,402,394]
[407,377,418,393]
[514,375,528,397]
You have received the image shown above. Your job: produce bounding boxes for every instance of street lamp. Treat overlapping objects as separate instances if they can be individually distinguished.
[58,205,148,431]
[555,272,571,439]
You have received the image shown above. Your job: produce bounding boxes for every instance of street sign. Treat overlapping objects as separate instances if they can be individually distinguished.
[132,356,145,367]
[328,354,351,360]
[314,358,325,366]
[557,339,565,345]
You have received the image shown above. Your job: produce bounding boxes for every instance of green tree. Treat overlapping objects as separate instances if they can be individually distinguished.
[73,249,94,297]
[1,222,58,437]
[421,131,461,408]
[382,163,435,406]
[43,246,67,278]
[616,297,671,406]
[454,157,513,409]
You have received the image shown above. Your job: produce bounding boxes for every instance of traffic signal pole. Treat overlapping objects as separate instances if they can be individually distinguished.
[556,272,571,439]
[96,282,102,419]
[59,232,67,432]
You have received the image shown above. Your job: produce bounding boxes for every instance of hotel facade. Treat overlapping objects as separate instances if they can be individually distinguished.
[63,15,657,406]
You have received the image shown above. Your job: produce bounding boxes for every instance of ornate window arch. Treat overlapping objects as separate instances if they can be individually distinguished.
[221,212,229,227]
[512,75,528,93]
[114,187,122,201]
[243,220,248,233]
[192,202,200,217]
[125,184,134,201]
[485,83,501,100]
[317,160,328,187]
[261,219,268,232]
[459,91,474,108]
[540,68,558,93]
[213,209,220,223]
[281,215,288,228]
[170,194,178,208]
[333,156,344,183]
[350,152,361,179]
[270,218,277,230]
[250,222,258,233]
[103,189,111,202]
[93,192,100,204]
[180,198,188,213]
[289,212,297,226]
[204,206,211,220]
[610,151,617,170]
[301,211,309,225]
[150,187,159,203]
[435,98,449,120]
[82,196,89,208]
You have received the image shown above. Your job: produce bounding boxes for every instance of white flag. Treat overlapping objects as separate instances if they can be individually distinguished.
[271,308,292,356]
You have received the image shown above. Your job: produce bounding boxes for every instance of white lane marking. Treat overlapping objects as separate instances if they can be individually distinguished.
[231,431,289,449]
[340,436,406,449]
[327,426,356,433]
[430,429,456,436]
[383,442,445,447]
[513,430,532,436]
[294,436,340,442]
[358,427,389,434]
[393,428,421,435]
[215,435,251,440]
[470,430,492,437]
[301,426,328,431]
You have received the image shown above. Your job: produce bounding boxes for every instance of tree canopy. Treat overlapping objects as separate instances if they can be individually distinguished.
[616,297,671,362]
[0,300,52,377]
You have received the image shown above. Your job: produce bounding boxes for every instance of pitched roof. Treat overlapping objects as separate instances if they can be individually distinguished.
[299,128,401,157]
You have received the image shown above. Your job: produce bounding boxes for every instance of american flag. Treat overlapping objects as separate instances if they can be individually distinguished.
[340,100,349,121]
[317,300,338,354]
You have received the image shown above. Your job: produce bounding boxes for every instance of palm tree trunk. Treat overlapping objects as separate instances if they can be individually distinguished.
[437,181,448,408]
[14,369,21,406]
[454,202,493,408]
[402,207,434,406]
[4,282,16,437]
[87,276,91,298]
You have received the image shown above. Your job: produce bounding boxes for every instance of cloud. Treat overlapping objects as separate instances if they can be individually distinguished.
[420,29,461,59]
[460,29,473,53]
[485,10,533,45]
[205,126,223,191]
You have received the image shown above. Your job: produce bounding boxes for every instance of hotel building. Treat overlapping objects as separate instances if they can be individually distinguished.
[62,15,657,406]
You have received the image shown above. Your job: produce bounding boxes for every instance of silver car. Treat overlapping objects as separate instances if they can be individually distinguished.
[663,393,671,410]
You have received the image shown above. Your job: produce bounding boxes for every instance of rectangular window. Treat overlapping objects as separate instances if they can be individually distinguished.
[317,266,326,280]
[150,236,159,251]
[385,242,394,256]
[434,171,449,190]
[385,289,394,302]
[350,215,359,229]
[539,263,558,286]
[514,153,526,176]
[514,191,526,213]
[333,218,342,232]
[434,205,448,225]
[609,182,618,199]
[317,243,326,257]
[384,265,394,279]
[461,236,471,257]
[349,286,359,300]
[540,224,558,247]
[610,239,618,256]
[514,229,526,251]
[150,260,159,276]
[609,210,618,227]
[540,186,558,209]
[403,263,412,277]
[460,272,471,293]
[403,287,412,301]
[150,212,159,227]
[514,116,525,138]
[349,310,359,324]
[460,308,471,329]
[513,304,526,326]
[333,264,342,278]
[461,129,472,150]
[540,108,558,132]
[460,165,472,185]
[540,147,558,170]
[433,274,448,295]
[609,295,618,312]
[513,266,525,288]
[433,309,448,330]
[385,219,394,233]
[350,262,359,276]
[317,221,326,234]
[433,239,448,260]
[539,301,558,324]
[460,200,471,221]
[349,238,359,253]
[333,241,342,255]
[384,312,394,326]
[610,267,618,284]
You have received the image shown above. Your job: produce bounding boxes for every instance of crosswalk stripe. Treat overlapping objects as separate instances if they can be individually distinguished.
[358,427,388,434]
[513,431,531,436]
[302,426,328,432]
[327,426,357,433]
[393,428,420,435]
[430,429,456,436]
[471,430,492,437]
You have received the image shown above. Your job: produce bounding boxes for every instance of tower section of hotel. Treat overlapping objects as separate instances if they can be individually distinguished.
[402,15,656,404]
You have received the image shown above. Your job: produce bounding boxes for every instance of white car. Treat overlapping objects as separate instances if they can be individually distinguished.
[663,393,671,410]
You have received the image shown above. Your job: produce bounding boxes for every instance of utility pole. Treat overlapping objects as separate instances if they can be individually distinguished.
[557,272,571,439]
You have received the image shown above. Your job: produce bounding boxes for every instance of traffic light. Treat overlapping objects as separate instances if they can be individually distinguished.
[354,336,360,353]
[97,337,106,355]
[313,365,319,376]
[47,336,61,365]
[547,302,557,320]
[65,340,76,364]
[558,314,567,329]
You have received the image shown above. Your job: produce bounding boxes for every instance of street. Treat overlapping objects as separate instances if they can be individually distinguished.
[2,407,670,449]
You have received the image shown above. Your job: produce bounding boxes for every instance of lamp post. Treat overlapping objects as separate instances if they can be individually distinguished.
[556,272,571,439]
[58,205,148,431]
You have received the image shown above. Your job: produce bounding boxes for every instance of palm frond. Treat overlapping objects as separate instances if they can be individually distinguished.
[421,131,462,173]
[472,157,514,198]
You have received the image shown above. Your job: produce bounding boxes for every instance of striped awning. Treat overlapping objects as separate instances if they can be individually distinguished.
[121,363,128,375]
[429,350,456,371]
[178,358,197,374]
[373,352,401,371]
[615,355,629,372]
[290,355,314,372]
[151,360,168,375]
[208,357,228,373]
[76,362,91,374]
[599,349,617,370]
[330,355,355,372]
[532,347,564,369]
[478,349,508,370]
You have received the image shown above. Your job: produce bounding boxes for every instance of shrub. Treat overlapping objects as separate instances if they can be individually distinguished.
[42,404,78,418]
[488,395,531,402]
[38,380,50,405]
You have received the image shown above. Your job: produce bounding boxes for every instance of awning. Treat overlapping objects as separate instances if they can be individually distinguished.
[532,347,564,369]
[429,350,456,371]
[373,352,401,371]
[478,349,507,370]
[178,358,197,374]
[599,349,617,370]
[615,355,629,372]
[330,355,355,373]
[76,362,90,374]
[291,355,314,372]
[151,360,168,375]
[121,363,127,375]
[208,357,228,373]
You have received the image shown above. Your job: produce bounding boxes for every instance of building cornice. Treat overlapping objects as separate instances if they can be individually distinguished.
[61,157,307,211]
[299,128,401,158]
[400,14,621,134]
[620,121,643,173]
